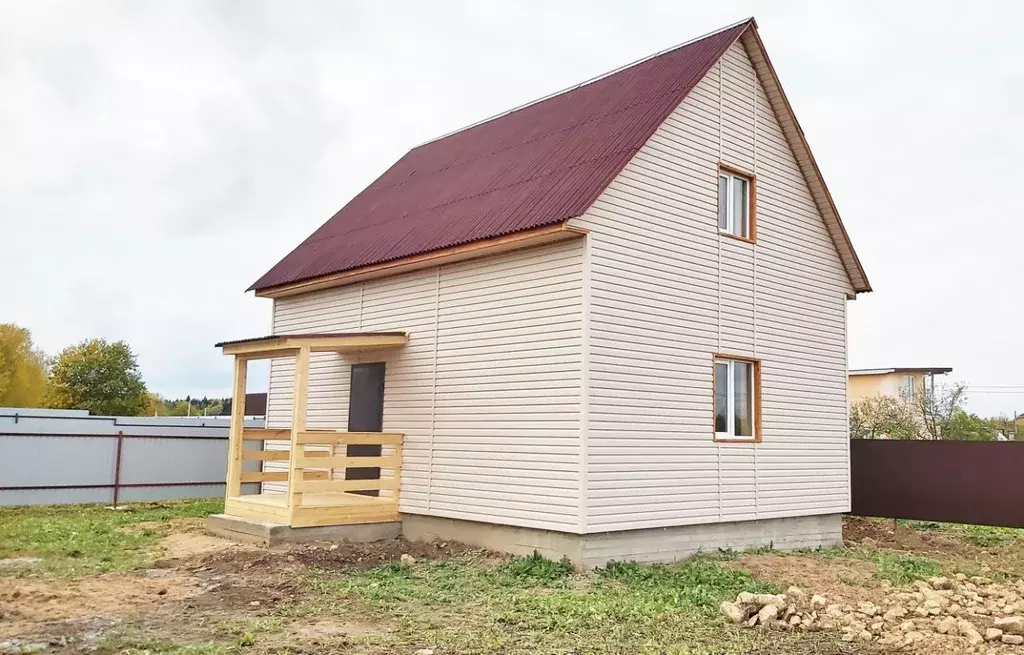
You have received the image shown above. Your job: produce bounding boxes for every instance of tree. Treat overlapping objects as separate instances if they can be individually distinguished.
[0,323,48,408]
[913,381,968,441]
[850,395,922,440]
[145,393,168,416]
[943,409,998,441]
[45,338,148,416]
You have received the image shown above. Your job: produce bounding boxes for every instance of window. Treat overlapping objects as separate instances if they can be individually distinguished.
[714,356,760,441]
[718,167,754,239]
[901,375,916,400]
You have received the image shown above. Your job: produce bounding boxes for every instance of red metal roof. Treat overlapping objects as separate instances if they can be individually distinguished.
[251,20,751,292]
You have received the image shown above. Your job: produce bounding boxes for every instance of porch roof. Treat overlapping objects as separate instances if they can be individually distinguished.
[215,332,408,358]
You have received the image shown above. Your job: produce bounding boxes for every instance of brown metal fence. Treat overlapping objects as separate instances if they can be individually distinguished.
[850,439,1024,528]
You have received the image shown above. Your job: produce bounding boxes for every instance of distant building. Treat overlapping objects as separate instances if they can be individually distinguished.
[219,393,267,419]
[849,367,953,404]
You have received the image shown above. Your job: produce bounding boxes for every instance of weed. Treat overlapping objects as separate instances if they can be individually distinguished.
[288,554,786,654]
[869,552,941,585]
[494,551,573,584]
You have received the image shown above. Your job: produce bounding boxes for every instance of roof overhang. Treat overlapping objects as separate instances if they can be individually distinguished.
[216,332,409,359]
[739,26,871,295]
[255,223,587,299]
[849,367,953,377]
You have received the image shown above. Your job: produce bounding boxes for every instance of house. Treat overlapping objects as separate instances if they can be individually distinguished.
[210,17,871,567]
[849,368,952,405]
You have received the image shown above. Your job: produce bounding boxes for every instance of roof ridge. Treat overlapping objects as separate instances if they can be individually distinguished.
[414,17,755,149]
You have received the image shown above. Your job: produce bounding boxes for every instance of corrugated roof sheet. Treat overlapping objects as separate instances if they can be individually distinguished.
[250,20,750,291]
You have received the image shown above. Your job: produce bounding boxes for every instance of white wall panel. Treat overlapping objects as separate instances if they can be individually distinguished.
[571,39,852,532]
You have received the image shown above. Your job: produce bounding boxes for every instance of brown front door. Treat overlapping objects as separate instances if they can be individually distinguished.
[346,362,385,495]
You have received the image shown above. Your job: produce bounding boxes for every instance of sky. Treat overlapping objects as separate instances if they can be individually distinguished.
[2,1,1023,416]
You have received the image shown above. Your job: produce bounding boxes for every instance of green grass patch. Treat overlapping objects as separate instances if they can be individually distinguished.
[286,552,789,654]
[907,520,1024,548]
[0,499,222,578]
[867,552,941,585]
[494,551,574,585]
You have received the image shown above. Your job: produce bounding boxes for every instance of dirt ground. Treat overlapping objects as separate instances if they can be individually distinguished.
[0,520,485,654]
[3,515,1024,654]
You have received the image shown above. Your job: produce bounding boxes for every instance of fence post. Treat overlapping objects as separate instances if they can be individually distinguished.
[112,431,124,508]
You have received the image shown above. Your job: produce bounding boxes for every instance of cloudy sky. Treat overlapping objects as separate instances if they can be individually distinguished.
[2,1,1022,416]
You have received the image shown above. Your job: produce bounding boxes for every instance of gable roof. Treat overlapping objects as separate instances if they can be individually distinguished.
[252,18,870,296]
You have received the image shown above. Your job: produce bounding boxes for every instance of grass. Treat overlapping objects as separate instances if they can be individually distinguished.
[0,499,222,577]
[797,543,943,585]
[280,552,792,655]
[907,519,1024,548]
[867,551,942,585]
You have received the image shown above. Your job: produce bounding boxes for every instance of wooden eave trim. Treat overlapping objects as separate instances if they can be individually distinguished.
[712,352,763,444]
[220,333,409,358]
[738,27,871,294]
[255,222,588,299]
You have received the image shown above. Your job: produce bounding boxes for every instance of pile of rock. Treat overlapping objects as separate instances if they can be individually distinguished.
[721,575,1024,651]
[720,586,827,632]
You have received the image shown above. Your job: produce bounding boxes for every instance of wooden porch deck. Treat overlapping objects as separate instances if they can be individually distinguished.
[225,491,399,528]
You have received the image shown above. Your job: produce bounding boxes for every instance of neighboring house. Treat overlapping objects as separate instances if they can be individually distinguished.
[848,368,952,405]
[212,17,871,567]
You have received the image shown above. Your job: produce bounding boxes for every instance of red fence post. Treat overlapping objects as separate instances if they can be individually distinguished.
[112,431,124,508]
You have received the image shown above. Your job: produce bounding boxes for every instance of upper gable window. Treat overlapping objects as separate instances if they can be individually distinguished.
[718,166,755,240]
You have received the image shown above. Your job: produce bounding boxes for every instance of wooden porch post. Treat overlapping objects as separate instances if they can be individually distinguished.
[225,356,248,499]
[287,346,311,510]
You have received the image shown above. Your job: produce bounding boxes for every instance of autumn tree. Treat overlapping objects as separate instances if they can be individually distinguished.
[0,323,48,407]
[850,395,922,440]
[145,393,168,416]
[45,338,148,416]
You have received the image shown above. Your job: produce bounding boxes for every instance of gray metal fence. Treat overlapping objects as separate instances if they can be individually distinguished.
[0,408,261,506]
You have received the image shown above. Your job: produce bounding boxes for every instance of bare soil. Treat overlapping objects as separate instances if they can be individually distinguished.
[731,553,881,603]
[0,530,482,653]
[4,516,1021,655]
[845,516,1024,576]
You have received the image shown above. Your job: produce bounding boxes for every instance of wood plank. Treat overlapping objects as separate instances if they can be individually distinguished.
[293,478,400,494]
[255,223,586,298]
[287,346,310,509]
[225,357,247,498]
[291,503,399,527]
[242,450,290,461]
[293,455,399,469]
[242,428,291,441]
[240,471,289,483]
[296,431,403,446]
[220,333,409,356]
[225,498,289,522]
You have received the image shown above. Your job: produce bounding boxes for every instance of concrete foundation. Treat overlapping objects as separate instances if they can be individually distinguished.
[207,513,401,546]
[402,513,843,568]
[402,514,582,562]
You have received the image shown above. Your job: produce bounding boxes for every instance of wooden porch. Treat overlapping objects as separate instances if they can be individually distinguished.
[216,332,408,528]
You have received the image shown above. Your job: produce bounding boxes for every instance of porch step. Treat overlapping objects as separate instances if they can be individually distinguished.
[207,513,400,546]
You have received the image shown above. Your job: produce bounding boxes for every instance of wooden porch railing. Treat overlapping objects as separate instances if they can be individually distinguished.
[290,431,403,503]
[230,428,403,497]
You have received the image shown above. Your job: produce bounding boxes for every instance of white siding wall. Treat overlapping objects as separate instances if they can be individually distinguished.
[571,38,853,532]
[264,240,584,532]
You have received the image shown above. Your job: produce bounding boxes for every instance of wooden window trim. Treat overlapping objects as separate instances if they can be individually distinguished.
[712,352,763,443]
[718,163,757,243]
